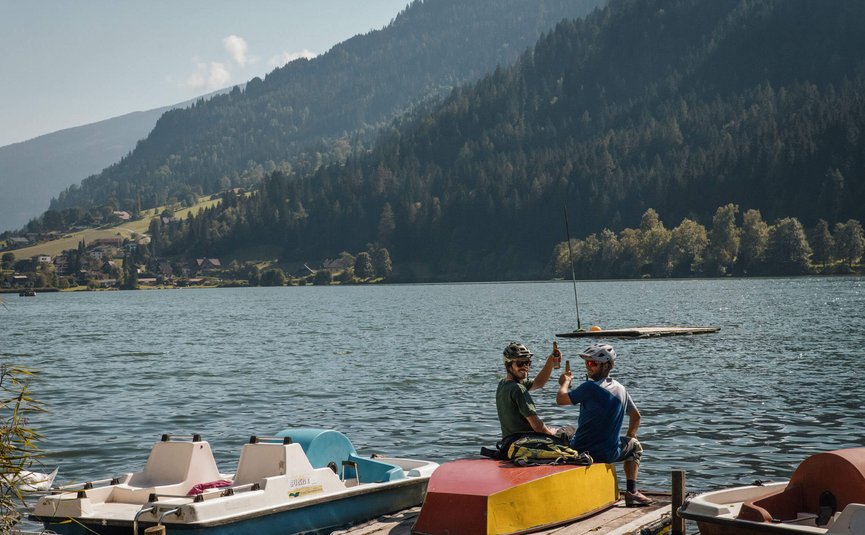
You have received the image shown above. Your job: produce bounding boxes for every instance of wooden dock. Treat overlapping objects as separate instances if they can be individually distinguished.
[335,492,673,535]
[556,326,720,339]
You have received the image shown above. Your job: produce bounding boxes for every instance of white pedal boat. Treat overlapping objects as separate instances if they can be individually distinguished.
[31,428,438,534]
[679,447,865,535]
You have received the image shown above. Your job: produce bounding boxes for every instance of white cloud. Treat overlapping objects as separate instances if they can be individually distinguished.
[183,61,231,91]
[223,35,249,67]
[268,49,316,69]
[180,36,315,92]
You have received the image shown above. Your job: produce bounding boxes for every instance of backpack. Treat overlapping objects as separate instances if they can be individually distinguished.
[506,435,593,467]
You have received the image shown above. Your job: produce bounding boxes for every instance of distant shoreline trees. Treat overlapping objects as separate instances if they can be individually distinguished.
[553,204,864,279]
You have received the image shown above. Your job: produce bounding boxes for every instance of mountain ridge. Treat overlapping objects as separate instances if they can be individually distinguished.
[0,87,235,233]
[147,0,865,280]
[45,0,606,214]
[0,108,167,232]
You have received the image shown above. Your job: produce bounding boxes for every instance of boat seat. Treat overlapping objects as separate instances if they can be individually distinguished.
[738,448,865,523]
[233,442,314,487]
[102,439,223,504]
[126,439,222,488]
[343,454,405,483]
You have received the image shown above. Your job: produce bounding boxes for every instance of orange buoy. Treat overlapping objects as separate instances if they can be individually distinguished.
[590,325,602,332]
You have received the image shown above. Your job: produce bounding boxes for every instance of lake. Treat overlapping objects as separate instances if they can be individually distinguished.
[3,277,864,494]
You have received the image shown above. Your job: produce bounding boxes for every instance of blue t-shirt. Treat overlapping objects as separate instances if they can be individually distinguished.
[567,377,636,462]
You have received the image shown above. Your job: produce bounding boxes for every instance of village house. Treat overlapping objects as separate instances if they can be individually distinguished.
[158,262,174,280]
[53,253,72,275]
[31,254,52,264]
[195,258,222,273]
[1,274,30,288]
[6,236,31,248]
[88,246,115,260]
[321,256,355,273]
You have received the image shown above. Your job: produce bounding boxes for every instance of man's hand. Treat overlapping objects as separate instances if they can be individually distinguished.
[556,373,573,405]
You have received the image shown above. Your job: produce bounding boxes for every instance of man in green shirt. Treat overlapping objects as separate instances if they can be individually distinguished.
[496,341,562,439]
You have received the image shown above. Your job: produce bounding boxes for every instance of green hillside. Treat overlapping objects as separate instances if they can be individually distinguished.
[149,0,865,280]
[46,0,605,215]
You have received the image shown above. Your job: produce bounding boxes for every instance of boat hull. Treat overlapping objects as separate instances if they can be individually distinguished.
[681,448,865,535]
[412,458,618,535]
[38,477,428,535]
[33,429,438,535]
[691,517,812,535]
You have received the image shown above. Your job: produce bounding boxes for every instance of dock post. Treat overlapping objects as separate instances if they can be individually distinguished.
[672,470,686,535]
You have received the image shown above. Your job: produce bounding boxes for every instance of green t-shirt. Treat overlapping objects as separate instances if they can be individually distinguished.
[496,378,538,437]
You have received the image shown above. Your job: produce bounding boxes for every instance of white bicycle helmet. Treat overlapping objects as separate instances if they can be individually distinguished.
[579,343,616,364]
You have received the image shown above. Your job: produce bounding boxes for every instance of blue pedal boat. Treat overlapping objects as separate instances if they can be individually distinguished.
[31,428,438,535]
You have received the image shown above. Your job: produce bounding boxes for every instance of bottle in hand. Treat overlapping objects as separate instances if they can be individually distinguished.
[552,341,561,369]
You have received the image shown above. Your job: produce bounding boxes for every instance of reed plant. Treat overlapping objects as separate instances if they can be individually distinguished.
[0,365,44,531]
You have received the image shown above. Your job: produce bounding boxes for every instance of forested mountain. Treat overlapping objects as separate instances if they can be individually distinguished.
[48,0,606,213]
[0,107,168,232]
[0,88,233,233]
[151,0,865,281]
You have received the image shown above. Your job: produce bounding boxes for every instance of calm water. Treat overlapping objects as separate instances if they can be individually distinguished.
[2,277,864,494]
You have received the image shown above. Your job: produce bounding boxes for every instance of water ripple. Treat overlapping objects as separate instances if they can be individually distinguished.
[3,277,864,494]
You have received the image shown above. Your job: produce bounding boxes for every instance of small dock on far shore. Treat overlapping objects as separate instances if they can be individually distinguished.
[336,491,675,535]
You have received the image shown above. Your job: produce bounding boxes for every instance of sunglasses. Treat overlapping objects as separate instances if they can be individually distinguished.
[512,360,532,368]
[585,360,600,367]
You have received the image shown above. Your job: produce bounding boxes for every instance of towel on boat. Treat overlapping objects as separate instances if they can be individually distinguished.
[187,479,233,495]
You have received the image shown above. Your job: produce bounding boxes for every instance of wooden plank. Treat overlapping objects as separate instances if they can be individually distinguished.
[331,507,420,535]
[537,494,671,534]
[336,494,671,535]
[556,326,720,338]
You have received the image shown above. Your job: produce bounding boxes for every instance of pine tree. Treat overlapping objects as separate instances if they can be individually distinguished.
[834,219,865,268]
[354,252,374,279]
[766,218,812,275]
[707,204,741,276]
[809,219,834,268]
[739,209,769,275]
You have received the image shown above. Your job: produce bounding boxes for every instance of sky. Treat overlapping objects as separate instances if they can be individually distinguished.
[0,0,410,148]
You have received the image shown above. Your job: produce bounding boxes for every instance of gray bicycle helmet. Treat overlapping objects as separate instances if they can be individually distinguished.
[579,343,617,364]
[503,342,533,363]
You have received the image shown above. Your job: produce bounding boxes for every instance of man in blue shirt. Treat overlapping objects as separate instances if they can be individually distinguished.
[556,343,653,506]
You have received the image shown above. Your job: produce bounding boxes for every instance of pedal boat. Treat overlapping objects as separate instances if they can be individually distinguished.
[31,428,438,535]
[679,447,865,535]
[412,458,619,534]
